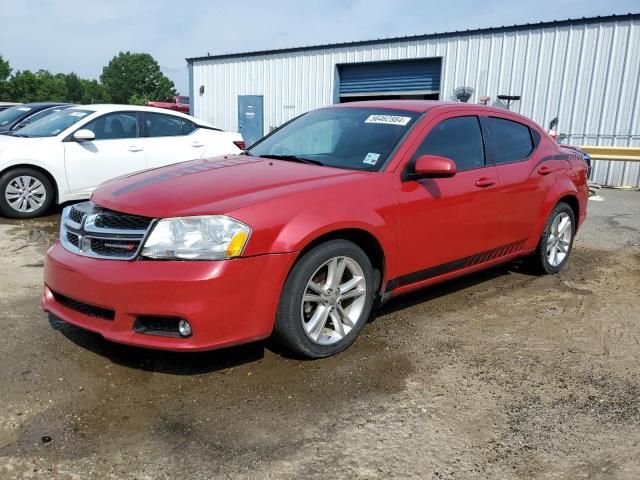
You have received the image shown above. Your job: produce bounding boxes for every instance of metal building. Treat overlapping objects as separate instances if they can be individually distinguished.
[187,13,640,187]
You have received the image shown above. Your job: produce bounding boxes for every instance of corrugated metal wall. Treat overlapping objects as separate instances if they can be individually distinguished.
[191,16,640,187]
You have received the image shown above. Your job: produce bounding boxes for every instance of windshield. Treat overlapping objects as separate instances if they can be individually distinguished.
[248,107,419,171]
[14,109,94,138]
[24,106,70,125]
[178,97,189,105]
[0,106,33,127]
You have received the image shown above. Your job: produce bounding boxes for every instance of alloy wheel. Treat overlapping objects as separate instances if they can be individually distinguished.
[300,256,367,345]
[546,211,572,267]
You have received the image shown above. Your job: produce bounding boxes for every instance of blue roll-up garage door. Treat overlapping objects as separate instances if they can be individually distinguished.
[338,58,441,98]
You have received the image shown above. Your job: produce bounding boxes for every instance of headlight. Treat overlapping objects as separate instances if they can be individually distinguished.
[141,216,251,260]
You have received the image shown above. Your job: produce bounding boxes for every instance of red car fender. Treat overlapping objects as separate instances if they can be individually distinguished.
[526,179,580,250]
[269,208,397,288]
[231,173,400,287]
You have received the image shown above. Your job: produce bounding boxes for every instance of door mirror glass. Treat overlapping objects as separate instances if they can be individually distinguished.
[73,129,96,141]
[413,155,457,178]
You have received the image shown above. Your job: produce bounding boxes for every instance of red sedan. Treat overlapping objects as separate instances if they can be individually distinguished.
[42,101,588,358]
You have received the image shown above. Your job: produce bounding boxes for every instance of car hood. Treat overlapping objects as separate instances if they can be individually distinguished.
[92,155,371,218]
[0,135,45,156]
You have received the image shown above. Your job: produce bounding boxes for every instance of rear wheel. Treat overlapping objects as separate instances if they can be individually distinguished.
[274,240,375,358]
[529,202,576,274]
[0,168,54,219]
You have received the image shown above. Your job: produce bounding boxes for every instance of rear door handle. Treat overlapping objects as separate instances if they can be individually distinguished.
[128,146,144,152]
[537,166,554,175]
[475,177,497,188]
[191,141,204,148]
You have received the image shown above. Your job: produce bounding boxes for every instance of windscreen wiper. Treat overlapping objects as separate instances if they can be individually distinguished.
[257,154,324,166]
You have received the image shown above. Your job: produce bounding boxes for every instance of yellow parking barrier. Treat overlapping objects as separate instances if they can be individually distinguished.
[579,146,640,162]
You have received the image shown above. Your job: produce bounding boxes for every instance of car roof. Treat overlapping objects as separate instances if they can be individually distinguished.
[66,104,215,128]
[69,104,191,116]
[331,100,537,125]
[21,102,71,108]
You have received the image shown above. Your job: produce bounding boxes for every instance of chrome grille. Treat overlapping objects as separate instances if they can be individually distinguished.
[94,212,151,231]
[65,231,80,248]
[68,206,85,224]
[60,202,154,260]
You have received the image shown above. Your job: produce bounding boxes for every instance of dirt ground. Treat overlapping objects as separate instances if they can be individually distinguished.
[0,189,638,480]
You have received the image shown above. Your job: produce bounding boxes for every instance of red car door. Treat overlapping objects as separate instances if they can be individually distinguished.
[482,114,564,246]
[394,112,502,286]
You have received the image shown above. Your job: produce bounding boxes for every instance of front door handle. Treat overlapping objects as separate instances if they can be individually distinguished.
[191,142,204,148]
[537,166,553,175]
[475,177,497,188]
[128,146,144,152]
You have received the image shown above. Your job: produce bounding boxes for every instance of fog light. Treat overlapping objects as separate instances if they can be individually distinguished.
[178,319,192,337]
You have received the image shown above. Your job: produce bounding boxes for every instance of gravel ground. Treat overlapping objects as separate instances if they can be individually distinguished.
[0,189,639,480]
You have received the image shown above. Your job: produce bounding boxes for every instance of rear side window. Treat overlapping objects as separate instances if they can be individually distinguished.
[413,116,486,171]
[144,112,184,137]
[486,117,534,164]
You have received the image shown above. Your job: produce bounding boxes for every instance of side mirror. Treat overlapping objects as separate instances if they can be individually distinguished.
[73,129,95,141]
[407,155,457,180]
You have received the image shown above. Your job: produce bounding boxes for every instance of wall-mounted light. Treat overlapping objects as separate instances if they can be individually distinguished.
[199,85,205,95]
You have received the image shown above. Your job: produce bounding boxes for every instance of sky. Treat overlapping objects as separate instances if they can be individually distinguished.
[0,0,637,95]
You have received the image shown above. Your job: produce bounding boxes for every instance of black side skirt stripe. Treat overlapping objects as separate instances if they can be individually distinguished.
[386,239,527,291]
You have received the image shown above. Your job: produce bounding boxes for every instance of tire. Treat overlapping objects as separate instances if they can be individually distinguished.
[274,240,375,358]
[0,168,54,219]
[529,202,576,275]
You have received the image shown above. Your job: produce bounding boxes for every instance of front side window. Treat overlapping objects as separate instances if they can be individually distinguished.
[143,112,185,137]
[413,116,486,171]
[13,109,94,138]
[83,112,139,140]
[486,117,534,164]
[249,107,419,171]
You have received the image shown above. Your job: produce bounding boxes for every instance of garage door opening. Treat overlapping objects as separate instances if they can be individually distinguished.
[337,58,441,103]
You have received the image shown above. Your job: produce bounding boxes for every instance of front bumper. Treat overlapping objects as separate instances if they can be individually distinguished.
[42,243,297,351]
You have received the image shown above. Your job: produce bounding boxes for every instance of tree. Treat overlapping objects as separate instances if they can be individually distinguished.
[64,73,84,103]
[100,51,176,104]
[6,70,39,103]
[34,70,67,101]
[0,56,11,100]
[79,79,111,104]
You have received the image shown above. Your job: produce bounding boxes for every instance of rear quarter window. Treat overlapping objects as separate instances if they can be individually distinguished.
[182,119,197,135]
[487,117,534,164]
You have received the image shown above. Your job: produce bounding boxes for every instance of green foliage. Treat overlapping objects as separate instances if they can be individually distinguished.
[79,79,111,104]
[100,51,177,104]
[128,93,149,106]
[0,55,11,100]
[0,52,173,105]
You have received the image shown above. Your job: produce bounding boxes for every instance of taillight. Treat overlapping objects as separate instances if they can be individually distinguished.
[233,140,246,150]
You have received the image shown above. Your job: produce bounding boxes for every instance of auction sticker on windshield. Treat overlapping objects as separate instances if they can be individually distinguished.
[363,152,380,165]
[364,115,411,126]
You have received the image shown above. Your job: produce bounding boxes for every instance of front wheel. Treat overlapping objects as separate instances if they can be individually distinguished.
[529,202,576,274]
[0,168,54,219]
[274,240,375,358]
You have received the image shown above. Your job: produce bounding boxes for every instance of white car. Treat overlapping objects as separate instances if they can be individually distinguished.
[0,105,244,218]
